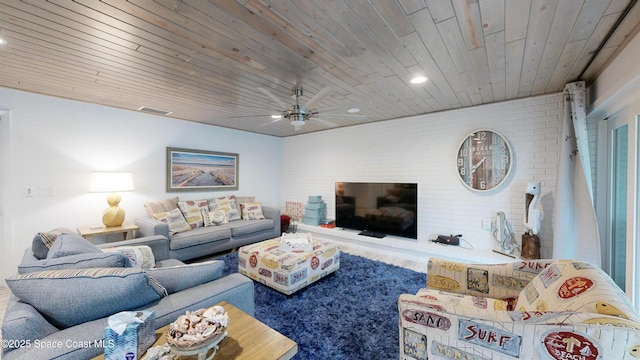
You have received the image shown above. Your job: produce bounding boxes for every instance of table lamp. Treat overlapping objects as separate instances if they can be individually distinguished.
[89,171,134,227]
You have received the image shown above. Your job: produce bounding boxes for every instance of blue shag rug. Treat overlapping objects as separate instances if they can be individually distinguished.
[217,251,425,359]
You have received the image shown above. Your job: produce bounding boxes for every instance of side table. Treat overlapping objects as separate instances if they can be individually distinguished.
[77,223,139,242]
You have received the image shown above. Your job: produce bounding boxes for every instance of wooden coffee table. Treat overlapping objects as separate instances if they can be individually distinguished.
[93,301,297,360]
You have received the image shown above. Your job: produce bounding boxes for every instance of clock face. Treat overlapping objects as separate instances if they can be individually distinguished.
[456,129,512,191]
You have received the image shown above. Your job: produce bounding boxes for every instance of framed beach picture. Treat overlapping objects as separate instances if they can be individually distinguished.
[166,147,239,192]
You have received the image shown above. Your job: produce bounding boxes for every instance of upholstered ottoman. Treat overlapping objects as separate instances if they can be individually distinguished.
[238,238,340,295]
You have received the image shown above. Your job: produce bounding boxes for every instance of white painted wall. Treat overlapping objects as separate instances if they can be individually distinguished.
[0,88,282,281]
[281,94,563,258]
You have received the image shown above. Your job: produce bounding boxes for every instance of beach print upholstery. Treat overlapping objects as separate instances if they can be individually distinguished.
[398,258,640,359]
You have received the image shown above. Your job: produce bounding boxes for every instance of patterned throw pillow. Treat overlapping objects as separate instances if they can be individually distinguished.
[31,227,76,259]
[201,209,229,226]
[46,233,102,258]
[233,196,255,206]
[152,208,192,235]
[240,202,266,220]
[102,245,156,268]
[208,196,241,221]
[6,268,166,329]
[177,199,209,228]
[144,196,179,217]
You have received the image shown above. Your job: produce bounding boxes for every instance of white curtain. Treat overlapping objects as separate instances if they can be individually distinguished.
[552,81,601,266]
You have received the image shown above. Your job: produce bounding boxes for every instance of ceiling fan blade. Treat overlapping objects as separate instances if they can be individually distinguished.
[303,86,332,109]
[316,100,372,112]
[222,102,280,111]
[258,118,283,127]
[311,118,338,127]
[258,87,289,108]
[316,113,367,120]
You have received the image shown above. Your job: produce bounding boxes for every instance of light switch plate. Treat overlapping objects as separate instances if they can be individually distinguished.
[482,219,492,231]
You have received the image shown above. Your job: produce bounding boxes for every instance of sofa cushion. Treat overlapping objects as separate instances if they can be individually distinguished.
[18,252,128,274]
[156,259,184,268]
[6,268,167,329]
[152,208,192,235]
[233,196,255,206]
[144,260,224,294]
[144,196,179,217]
[515,260,640,321]
[239,202,266,220]
[31,228,75,259]
[178,199,209,229]
[46,233,102,258]
[229,219,274,237]
[201,209,229,226]
[414,288,509,311]
[169,227,231,250]
[1,297,60,351]
[208,196,241,221]
[101,245,156,268]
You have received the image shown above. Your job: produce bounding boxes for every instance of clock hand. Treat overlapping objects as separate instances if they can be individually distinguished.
[470,157,486,174]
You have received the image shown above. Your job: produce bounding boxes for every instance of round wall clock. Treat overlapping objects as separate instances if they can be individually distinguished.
[456,129,513,191]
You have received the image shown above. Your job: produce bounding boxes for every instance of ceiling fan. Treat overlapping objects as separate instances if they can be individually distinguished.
[231,85,368,130]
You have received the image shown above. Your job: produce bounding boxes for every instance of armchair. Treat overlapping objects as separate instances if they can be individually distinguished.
[398,258,640,359]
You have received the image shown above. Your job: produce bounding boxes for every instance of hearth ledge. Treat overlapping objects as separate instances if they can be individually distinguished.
[297,224,517,264]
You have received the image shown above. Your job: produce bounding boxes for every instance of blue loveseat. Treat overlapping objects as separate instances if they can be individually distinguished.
[2,233,254,360]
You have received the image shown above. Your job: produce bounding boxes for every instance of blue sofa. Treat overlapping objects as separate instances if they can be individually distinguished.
[136,206,281,261]
[2,234,254,360]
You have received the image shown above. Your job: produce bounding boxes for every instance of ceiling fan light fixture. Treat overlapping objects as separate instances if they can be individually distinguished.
[271,114,282,119]
[410,76,428,84]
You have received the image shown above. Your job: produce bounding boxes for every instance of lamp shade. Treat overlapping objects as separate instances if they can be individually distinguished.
[89,172,134,193]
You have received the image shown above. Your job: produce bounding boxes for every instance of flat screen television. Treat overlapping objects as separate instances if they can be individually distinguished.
[335,182,418,239]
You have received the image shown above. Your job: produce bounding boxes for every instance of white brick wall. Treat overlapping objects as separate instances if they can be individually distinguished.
[281,93,563,259]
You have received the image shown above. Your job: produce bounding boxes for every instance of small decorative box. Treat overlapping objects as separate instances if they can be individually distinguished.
[320,219,336,228]
[104,310,155,360]
[280,232,314,252]
[308,195,322,203]
[303,215,321,226]
[305,201,326,211]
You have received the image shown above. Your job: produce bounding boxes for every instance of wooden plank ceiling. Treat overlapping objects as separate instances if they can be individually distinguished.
[0,0,639,137]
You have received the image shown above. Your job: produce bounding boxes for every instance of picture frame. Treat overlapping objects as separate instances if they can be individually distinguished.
[166,147,239,192]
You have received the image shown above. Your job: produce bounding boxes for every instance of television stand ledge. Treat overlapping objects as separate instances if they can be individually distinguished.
[297,224,515,264]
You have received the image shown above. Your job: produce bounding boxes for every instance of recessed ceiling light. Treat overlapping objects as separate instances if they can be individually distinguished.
[0,37,7,45]
[271,114,282,119]
[347,107,360,113]
[410,76,428,84]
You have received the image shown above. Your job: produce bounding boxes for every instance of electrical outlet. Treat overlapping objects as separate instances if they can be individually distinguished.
[482,219,492,231]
